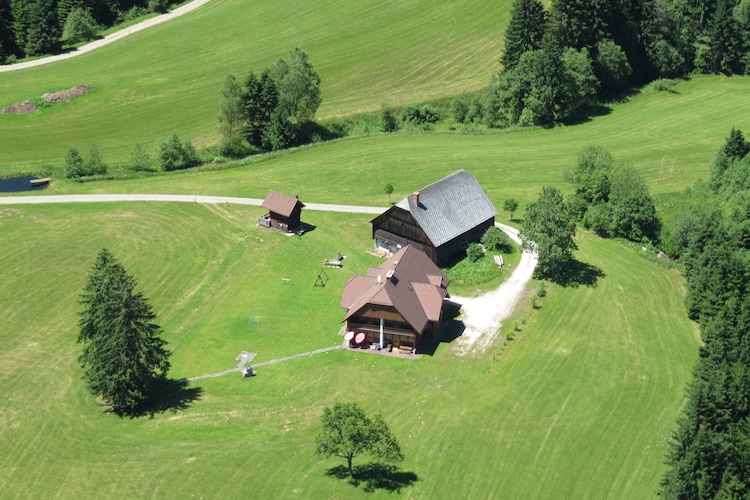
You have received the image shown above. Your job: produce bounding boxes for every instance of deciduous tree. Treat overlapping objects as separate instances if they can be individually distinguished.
[520,186,577,279]
[269,47,321,123]
[503,198,519,221]
[62,7,99,45]
[218,74,247,157]
[316,402,375,478]
[78,249,170,414]
[316,402,403,479]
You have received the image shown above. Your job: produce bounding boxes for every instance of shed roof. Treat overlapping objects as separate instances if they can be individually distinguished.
[393,169,497,247]
[341,245,449,334]
[262,190,304,217]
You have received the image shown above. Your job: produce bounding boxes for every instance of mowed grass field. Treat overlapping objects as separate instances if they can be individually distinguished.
[0,203,698,498]
[20,75,750,217]
[0,0,508,170]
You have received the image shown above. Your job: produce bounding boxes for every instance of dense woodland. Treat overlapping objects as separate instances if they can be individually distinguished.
[485,0,750,127]
[659,130,750,497]
[0,0,170,62]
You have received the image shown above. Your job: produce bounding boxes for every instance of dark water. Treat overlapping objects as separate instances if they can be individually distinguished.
[0,176,49,193]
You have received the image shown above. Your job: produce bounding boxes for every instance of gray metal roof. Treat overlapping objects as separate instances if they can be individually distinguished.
[395,169,497,246]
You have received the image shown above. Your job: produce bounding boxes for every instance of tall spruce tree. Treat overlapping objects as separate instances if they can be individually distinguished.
[501,0,547,71]
[243,70,278,149]
[78,249,170,415]
[23,0,60,56]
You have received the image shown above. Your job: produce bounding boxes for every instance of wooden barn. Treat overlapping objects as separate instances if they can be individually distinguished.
[370,169,498,264]
[258,190,304,232]
[340,245,450,351]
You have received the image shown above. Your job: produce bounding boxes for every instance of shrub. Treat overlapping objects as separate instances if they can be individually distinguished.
[62,8,100,45]
[64,148,85,178]
[85,144,107,176]
[467,243,484,262]
[158,134,200,171]
[148,0,170,14]
[401,105,441,126]
[130,143,152,171]
[452,93,470,124]
[380,105,398,133]
[481,226,513,253]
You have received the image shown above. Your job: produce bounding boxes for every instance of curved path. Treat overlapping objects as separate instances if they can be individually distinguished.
[0,0,213,73]
[1,193,537,360]
[450,222,538,356]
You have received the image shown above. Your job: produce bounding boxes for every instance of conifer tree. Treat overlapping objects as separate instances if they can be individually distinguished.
[78,249,170,415]
[501,0,547,71]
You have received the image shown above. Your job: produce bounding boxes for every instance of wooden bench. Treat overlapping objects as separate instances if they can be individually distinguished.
[30,178,50,187]
[398,345,414,354]
[324,259,342,268]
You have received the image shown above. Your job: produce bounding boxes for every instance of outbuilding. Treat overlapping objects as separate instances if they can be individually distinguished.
[259,190,304,232]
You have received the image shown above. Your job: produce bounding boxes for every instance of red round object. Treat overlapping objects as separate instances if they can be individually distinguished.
[355,332,366,344]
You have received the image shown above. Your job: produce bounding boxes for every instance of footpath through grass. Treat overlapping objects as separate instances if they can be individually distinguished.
[0,203,699,497]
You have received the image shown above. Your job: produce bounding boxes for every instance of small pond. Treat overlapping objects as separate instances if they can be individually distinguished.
[0,176,49,193]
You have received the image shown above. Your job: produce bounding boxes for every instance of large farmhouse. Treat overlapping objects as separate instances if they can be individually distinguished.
[340,245,449,350]
[370,169,497,263]
[258,190,304,232]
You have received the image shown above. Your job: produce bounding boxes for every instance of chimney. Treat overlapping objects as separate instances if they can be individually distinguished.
[412,191,420,205]
[294,193,298,199]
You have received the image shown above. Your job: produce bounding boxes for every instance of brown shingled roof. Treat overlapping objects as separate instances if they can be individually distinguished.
[261,190,304,217]
[341,245,449,334]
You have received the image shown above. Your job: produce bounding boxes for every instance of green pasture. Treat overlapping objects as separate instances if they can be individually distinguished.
[0,0,508,170]
[18,75,749,218]
[0,203,699,498]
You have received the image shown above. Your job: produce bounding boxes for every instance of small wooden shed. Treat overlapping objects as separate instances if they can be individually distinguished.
[259,190,304,232]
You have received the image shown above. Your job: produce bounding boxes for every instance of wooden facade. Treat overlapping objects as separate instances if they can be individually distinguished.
[340,245,449,351]
[259,190,304,232]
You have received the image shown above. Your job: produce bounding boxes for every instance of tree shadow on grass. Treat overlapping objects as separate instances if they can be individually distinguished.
[122,378,203,418]
[546,258,605,288]
[325,463,419,493]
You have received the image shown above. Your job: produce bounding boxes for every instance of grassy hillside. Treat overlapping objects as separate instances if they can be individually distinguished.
[0,0,508,170]
[11,75,747,215]
[0,204,699,498]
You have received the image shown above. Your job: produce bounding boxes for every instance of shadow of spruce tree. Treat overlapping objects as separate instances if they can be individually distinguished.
[119,378,202,418]
[326,463,419,493]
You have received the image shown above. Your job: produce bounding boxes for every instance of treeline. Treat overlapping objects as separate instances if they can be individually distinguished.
[660,129,750,497]
[0,0,170,63]
[480,0,750,127]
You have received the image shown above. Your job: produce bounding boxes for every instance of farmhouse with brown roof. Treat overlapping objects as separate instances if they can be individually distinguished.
[370,169,498,263]
[259,190,304,232]
[340,245,449,351]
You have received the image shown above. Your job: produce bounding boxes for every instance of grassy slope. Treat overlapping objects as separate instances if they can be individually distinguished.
[0,204,698,498]
[0,0,507,170]
[25,75,750,215]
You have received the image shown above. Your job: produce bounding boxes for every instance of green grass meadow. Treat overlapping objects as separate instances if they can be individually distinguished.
[0,0,724,496]
[0,202,698,498]
[16,75,750,221]
[0,0,508,171]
